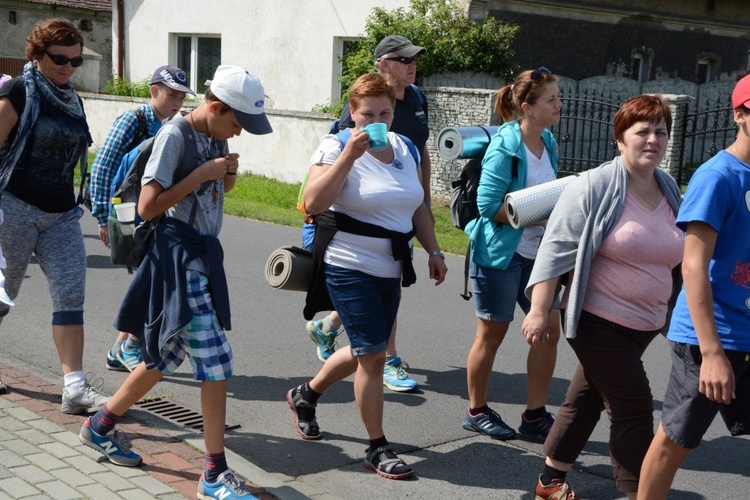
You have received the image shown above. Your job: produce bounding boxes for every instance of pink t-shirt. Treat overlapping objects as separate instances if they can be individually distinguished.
[582,192,684,331]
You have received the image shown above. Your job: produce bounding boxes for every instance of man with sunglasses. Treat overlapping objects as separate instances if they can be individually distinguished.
[89,65,195,374]
[307,35,430,393]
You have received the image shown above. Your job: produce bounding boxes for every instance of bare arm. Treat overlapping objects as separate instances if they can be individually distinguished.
[521,277,560,346]
[413,203,446,285]
[683,221,734,405]
[0,98,19,147]
[222,153,239,193]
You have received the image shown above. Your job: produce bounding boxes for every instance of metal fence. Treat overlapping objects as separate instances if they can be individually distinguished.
[548,89,736,186]
[675,96,737,186]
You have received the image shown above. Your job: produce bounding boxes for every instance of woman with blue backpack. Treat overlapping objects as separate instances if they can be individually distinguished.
[461,67,563,442]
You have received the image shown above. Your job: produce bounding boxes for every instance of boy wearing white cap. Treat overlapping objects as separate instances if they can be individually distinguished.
[78,65,272,499]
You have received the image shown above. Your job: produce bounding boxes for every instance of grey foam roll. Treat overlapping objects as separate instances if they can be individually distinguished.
[504,175,579,229]
[436,126,499,160]
[264,246,313,292]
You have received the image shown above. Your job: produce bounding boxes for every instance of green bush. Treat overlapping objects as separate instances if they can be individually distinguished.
[326,0,519,114]
[105,76,152,98]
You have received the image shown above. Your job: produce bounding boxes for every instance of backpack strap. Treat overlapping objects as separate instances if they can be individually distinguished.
[409,84,426,108]
[460,155,520,301]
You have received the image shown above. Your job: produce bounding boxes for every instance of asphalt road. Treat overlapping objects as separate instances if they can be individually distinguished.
[0,212,746,499]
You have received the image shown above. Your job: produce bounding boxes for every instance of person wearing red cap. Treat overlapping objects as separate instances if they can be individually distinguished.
[637,75,750,499]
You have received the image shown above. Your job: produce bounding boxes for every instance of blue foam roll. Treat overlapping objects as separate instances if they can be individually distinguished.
[436,126,500,160]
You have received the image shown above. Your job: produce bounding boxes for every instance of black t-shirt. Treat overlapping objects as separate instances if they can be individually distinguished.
[0,77,88,212]
[338,84,430,158]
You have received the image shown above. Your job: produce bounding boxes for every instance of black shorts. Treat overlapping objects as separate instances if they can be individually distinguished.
[662,341,750,449]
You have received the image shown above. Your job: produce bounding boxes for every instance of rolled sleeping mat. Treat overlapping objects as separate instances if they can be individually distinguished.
[264,246,313,292]
[436,126,500,160]
[504,175,580,229]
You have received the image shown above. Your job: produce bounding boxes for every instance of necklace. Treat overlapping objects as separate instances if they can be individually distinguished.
[187,113,220,203]
[630,179,660,210]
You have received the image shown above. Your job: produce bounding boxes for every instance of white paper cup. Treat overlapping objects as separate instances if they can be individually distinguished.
[114,202,136,223]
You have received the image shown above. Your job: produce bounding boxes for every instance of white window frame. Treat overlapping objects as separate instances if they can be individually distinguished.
[171,33,221,94]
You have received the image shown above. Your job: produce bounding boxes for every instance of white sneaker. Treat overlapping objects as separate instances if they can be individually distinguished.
[61,377,110,415]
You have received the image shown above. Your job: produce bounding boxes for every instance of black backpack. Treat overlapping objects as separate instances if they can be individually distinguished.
[452,154,518,300]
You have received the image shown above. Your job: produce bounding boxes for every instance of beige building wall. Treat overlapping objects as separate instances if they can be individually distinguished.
[116,0,413,113]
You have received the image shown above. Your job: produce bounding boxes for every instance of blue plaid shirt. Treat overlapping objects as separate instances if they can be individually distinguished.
[89,104,161,226]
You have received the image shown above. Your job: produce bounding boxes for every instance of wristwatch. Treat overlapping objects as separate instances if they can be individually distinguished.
[428,251,445,259]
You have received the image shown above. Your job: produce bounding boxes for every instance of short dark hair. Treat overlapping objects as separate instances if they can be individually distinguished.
[613,95,672,142]
[26,18,84,62]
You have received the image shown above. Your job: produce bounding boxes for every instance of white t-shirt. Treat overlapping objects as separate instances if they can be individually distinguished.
[515,144,555,259]
[308,132,424,278]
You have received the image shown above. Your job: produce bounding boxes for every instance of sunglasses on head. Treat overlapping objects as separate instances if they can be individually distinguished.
[520,67,552,102]
[530,66,552,82]
[45,51,83,68]
[381,55,417,65]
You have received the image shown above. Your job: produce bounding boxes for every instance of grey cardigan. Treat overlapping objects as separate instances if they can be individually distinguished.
[525,156,682,338]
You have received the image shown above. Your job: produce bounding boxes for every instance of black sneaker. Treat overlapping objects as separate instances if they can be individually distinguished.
[461,407,516,440]
[518,411,555,440]
[286,386,321,440]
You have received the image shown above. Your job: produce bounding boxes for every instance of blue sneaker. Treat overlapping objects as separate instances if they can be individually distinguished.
[116,345,143,372]
[461,407,516,440]
[197,470,257,499]
[79,418,142,467]
[519,411,555,440]
[105,349,127,372]
[307,320,338,362]
[383,356,418,392]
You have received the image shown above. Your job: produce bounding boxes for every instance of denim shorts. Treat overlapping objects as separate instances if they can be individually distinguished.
[470,252,533,323]
[324,263,401,356]
[157,270,233,381]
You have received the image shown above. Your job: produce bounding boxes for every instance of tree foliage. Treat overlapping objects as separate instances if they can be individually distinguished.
[338,0,519,105]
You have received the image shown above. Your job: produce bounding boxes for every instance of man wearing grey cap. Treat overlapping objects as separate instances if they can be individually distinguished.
[310,35,430,392]
[91,64,195,375]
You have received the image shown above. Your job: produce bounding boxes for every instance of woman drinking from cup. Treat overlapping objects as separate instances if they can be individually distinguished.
[286,72,446,479]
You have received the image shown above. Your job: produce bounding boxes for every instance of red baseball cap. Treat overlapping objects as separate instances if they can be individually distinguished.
[731,74,750,109]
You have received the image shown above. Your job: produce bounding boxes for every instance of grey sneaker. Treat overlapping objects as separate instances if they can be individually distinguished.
[61,377,110,415]
[0,373,7,394]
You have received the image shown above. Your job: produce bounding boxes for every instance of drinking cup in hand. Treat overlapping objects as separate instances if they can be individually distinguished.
[362,122,388,152]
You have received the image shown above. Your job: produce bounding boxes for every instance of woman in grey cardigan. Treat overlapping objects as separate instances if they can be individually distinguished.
[522,95,684,500]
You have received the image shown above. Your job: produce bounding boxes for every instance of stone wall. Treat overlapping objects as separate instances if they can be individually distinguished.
[424,75,736,201]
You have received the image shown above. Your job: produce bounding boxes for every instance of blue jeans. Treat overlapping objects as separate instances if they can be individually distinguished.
[470,252,533,323]
[324,263,401,356]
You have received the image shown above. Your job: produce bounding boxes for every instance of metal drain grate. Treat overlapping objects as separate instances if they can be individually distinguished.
[135,397,240,432]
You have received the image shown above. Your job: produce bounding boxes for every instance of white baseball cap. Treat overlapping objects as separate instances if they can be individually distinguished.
[208,65,272,135]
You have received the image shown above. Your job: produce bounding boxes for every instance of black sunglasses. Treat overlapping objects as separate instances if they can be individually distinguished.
[381,55,417,65]
[520,66,552,102]
[45,51,84,68]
